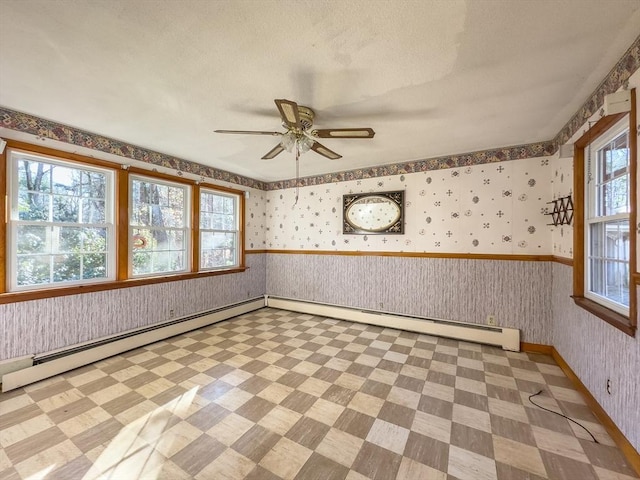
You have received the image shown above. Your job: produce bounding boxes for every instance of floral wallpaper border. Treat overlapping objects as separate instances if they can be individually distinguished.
[0,107,267,191]
[1,35,638,192]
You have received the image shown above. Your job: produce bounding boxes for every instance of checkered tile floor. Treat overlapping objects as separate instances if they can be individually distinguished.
[0,308,637,479]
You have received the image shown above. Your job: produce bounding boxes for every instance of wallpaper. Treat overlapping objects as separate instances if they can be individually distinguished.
[551,264,640,452]
[265,156,552,255]
[551,155,574,258]
[266,253,553,345]
[0,254,266,361]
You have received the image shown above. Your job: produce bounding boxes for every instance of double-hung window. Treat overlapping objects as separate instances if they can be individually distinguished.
[8,150,115,290]
[585,118,630,315]
[574,91,637,336]
[199,189,240,270]
[129,176,191,276]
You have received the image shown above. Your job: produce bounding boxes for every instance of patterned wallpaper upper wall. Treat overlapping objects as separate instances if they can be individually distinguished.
[264,156,553,255]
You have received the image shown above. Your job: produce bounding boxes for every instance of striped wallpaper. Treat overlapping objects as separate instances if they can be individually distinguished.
[266,253,553,344]
[551,264,640,451]
[0,255,266,360]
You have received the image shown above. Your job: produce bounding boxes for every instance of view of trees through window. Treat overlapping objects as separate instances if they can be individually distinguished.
[13,155,112,288]
[130,177,188,275]
[200,189,237,269]
[588,129,630,310]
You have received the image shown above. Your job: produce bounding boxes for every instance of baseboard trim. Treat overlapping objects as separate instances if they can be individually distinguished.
[520,342,553,355]
[522,343,640,476]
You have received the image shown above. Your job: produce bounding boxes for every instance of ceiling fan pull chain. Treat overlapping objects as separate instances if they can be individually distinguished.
[293,148,300,207]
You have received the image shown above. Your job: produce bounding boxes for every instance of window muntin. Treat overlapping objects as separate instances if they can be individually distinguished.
[8,151,114,290]
[130,176,190,276]
[199,189,239,270]
[585,119,630,314]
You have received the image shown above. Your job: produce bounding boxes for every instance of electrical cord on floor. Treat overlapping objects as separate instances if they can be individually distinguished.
[528,390,599,444]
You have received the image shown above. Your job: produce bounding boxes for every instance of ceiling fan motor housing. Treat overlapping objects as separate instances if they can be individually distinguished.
[296,105,315,130]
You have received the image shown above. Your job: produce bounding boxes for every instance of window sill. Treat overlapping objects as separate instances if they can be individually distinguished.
[0,267,248,305]
[571,296,636,337]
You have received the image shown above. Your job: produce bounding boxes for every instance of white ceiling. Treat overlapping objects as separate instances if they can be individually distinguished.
[1,0,640,182]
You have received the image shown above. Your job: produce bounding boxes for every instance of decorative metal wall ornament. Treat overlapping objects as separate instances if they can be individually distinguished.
[343,191,405,234]
[546,195,574,226]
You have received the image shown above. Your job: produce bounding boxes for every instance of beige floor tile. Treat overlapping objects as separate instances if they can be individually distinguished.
[365,418,410,455]
[57,406,112,438]
[368,368,398,385]
[151,361,185,377]
[195,448,256,480]
[411,410,452,443]
[215,387,253,411]
[66,368,109,388]
[297,377,332,397]
[397,456,447,480]
[348,392,385,417]
[455,376,488,396]
[511,367,547,384]
[335,372,366,391]
[487,397,529,424]
[592,465,639,480]
[305,398,346,426]
[452,404,492,433]
[258,405,302,435]
[532,425,590,463]
[422,381,455,402]
[447,444,497,480]
[316,428,364,468]
[153,421,204,458]
[548,384,588,404]
[0,414,55,448]
[387,386,421,409]
[13,439,83,479]
[0,448,12,471]
[485,372,519,390]
[493,435,547,477]
[260,437,313,479]
[400,364,429,379]
[35,388,85,413]
[208,412,257,446]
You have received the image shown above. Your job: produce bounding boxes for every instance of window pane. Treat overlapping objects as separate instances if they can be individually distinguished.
[19,192,50,221]
[11,153,113,290]
[201,231,236,269]
[17,255,51,286]
[588,220,630,308]
[17,225,49,254]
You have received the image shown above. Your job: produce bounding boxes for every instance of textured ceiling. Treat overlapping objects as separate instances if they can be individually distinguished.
[1,0,640,182]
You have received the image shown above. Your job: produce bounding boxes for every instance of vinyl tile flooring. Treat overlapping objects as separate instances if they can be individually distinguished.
[0,308,637,480]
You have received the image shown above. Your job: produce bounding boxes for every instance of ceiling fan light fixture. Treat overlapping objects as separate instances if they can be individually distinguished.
[281,131,314,154]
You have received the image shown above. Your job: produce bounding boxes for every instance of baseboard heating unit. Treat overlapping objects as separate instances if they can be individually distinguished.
[1,297,265,392]
[265,296,520,352]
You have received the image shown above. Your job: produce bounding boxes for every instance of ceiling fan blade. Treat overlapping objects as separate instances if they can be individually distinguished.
[261,144,285,160]
[314,128,375,138]
[214,130,281,136]
[311,141,342,160]
[274,99,301,129]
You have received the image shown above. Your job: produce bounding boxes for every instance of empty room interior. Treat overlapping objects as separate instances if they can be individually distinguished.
[1,1,639,479]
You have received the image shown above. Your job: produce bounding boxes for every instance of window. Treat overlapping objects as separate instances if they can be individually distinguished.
[200,189,240,269]
[573,91,637,336]
[8,150,115,290]
[130,176,190,276]
[585,119,630,314]
[1,141,245,303]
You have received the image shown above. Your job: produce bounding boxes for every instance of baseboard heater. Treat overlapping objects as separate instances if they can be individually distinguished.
[1,297,265,392]
[265,296,520,352]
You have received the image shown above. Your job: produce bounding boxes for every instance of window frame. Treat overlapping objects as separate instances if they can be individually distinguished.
[0,140,246,305]
[573,89,637,336]
[199,188,241,271]
[6,148,116,291]
[129,174,192,278]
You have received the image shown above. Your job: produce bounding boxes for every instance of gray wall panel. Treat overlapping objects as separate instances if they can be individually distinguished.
[551,263,640,451]
[266,254,552,344]
[0,254,265,360]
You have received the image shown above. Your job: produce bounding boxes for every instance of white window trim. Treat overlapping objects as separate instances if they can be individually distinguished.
[199,188,240,270]
[128,174,191,278]
[7,149,116,291]
[584,117,630,316]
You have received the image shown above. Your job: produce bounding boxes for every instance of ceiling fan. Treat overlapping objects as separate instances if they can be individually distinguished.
[215,99,375,160]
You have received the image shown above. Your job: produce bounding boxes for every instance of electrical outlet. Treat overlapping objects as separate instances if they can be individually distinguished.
[606,378,612,395]
[487,315,497,326]
[169,309,175,318]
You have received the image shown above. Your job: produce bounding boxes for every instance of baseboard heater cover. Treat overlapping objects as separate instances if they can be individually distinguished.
[265,296,520,352]
[1,297,265,392]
